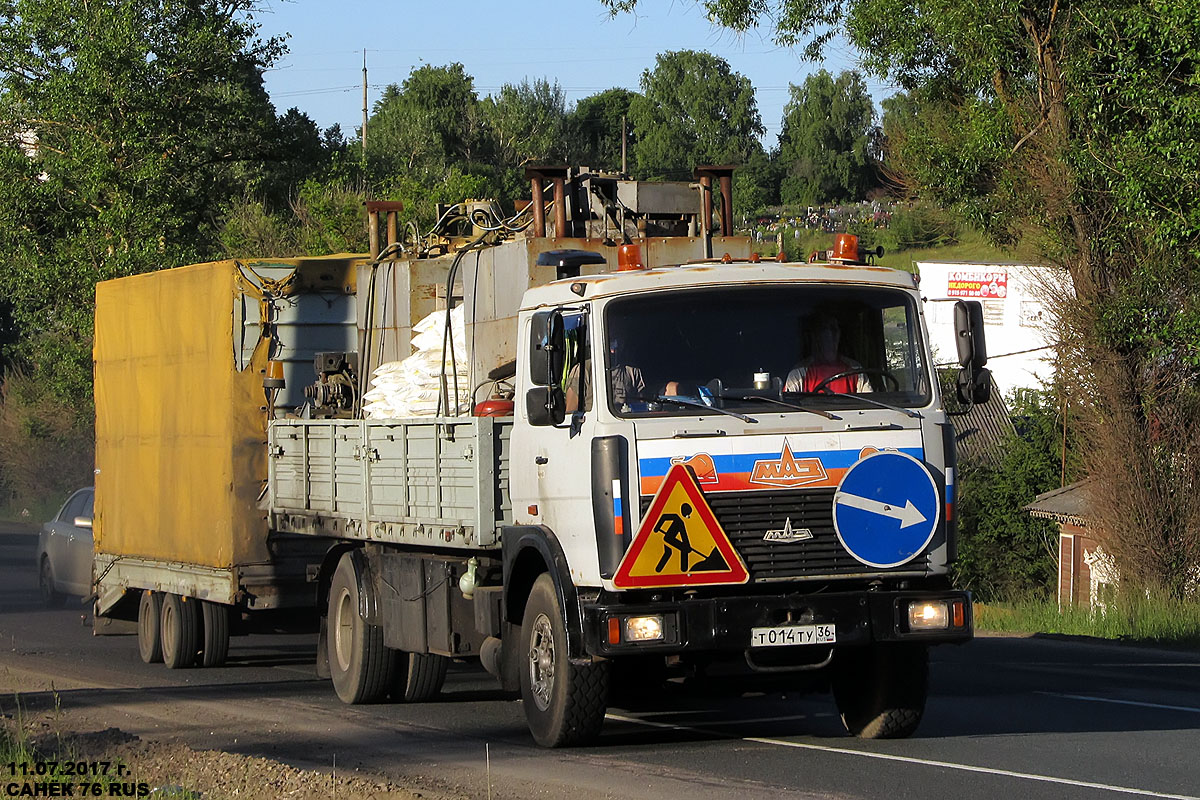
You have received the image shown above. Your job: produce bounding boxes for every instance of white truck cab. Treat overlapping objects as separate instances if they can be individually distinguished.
[503,250,987,744]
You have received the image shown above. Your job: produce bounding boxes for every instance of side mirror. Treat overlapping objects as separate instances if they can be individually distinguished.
[74,516,93,530]
[526,386,565,427]
[953,300,988,368]
[956,366,992,406]
[528,310,565,387]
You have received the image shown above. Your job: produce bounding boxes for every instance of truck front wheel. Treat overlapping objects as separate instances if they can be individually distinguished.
[832,643,928,739]
[520,574,609,747]
[327,553,394,703]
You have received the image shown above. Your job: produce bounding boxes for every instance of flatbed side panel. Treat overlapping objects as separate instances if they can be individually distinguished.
[269,418,512,550]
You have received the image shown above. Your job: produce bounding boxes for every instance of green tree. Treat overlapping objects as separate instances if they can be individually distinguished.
[629,50,765,180]
[482,78,568,169]
[567,88,638,172]
[732,148,780,219]
[259,108,347,205]
[365,63,483,183]
[0,0,285,402]
[778,70,877,205]
[605,0,1200,597]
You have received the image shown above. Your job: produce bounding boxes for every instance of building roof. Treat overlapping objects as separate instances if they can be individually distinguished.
[947,377,1017,466]
[1024,480,1092,526]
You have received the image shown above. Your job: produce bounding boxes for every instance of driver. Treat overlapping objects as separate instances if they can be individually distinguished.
[785,312,872,393]
[565,334,647,412]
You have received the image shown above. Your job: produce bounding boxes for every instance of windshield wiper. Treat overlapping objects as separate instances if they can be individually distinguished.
[654,395,759,423]
[722,394,840,420]
[796,391,922,419]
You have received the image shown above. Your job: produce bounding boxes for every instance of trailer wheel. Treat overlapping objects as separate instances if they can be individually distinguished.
[327,553,394,703]
[160,593,199,670]
[137,590,163,664]
[520,573,609,747]
[392,652,448,702]
[832,643,928,739]
[39,556,65,609]
[199,601,230,667]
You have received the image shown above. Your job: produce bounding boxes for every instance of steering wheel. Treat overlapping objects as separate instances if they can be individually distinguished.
[811,367,900,394]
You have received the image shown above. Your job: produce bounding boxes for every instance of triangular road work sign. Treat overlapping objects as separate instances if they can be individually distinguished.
[613,463,749,589]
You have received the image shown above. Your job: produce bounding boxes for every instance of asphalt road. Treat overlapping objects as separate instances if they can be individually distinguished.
[3,528,1198,800]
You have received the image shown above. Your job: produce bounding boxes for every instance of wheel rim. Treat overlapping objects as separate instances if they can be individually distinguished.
[39,559,53,601]
[527,612,555,711]
[333,586,354,673]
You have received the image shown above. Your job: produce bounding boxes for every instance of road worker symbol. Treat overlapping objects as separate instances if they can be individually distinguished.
[613,463,748,589]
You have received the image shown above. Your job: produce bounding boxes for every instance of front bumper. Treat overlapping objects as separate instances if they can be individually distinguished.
[582,589,972,657]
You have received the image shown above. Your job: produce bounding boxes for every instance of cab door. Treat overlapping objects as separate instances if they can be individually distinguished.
[512,307,604,584]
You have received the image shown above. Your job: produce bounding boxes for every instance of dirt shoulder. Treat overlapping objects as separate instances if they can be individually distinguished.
[8,713,425,800]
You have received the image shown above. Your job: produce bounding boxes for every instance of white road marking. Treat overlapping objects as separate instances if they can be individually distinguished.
[605,712,1200,800]
[1034,690,1200,715]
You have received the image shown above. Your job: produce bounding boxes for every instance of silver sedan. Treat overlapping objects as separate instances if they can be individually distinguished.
[37,487,94,607]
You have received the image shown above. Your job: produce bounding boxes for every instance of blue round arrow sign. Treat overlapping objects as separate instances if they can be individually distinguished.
[833,451,940,568]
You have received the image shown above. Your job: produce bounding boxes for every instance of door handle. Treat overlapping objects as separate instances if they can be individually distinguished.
[535,456,548,465]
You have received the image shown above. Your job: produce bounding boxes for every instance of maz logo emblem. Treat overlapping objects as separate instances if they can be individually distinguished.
[763,518,814,543]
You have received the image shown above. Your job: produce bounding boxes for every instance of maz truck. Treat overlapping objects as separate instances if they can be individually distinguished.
[92,171,989,747]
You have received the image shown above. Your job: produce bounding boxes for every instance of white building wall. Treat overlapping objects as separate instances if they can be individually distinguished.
[917,261,1068,395]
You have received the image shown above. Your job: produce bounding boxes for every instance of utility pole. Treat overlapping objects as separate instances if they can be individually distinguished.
[620,114,627,174]
[361,49,368,161]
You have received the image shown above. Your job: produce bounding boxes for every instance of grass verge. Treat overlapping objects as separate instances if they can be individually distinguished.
[976,595,1200,649]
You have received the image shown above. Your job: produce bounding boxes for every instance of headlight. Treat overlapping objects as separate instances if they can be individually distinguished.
[907,600,949,630]
[623,615,664,642]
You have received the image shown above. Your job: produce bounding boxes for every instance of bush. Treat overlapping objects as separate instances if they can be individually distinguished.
[0,371,94,514]
[851,202,959,254]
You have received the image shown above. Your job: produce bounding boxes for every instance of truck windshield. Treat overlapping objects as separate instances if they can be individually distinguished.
[603,284,930,416]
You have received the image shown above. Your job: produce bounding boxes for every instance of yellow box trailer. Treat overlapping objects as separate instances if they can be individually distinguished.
[92,256,362,666]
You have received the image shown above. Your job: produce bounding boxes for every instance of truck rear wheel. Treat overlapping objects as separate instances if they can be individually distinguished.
[832,643,928,739]
[137,590,163,664]
[392,652,448,702]
[199,601,230,667]
[520,574,609,747]
[160,593,199,670]
[327,553,394,703]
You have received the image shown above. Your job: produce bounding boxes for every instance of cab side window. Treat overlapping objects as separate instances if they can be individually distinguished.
[561,313,591,413]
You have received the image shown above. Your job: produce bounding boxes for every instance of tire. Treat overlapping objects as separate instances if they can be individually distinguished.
[39,556,66,608]
[327,553,394,704]
[199,601,230,667]
[832,643,928,739]
[160,593,199,670]
[392,651,448,702]
[520,574,609,747]
[137,590,163,664]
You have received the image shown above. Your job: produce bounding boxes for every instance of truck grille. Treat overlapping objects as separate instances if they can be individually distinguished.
[639,489,930,582]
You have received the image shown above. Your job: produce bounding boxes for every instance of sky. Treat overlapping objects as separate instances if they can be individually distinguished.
[255,1,897,147]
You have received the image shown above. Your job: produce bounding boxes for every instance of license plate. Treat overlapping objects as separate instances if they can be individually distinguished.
[749,623,836,648]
